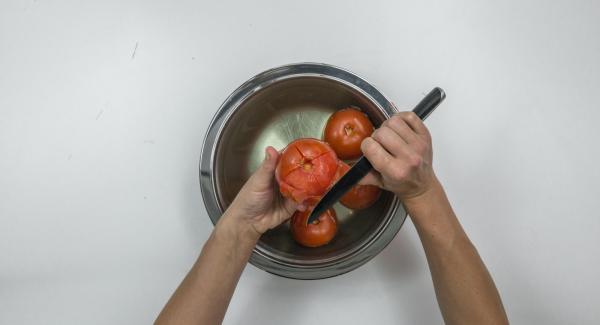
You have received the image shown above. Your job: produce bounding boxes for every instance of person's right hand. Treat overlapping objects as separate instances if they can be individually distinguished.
[359,111,438,201]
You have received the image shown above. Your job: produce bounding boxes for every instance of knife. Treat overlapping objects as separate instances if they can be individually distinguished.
[307,87,446,224]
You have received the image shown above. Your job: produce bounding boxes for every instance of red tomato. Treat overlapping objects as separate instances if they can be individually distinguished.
[275,138,339,203]
[336,162,381,210]
[324,107,374,160]
[290,198,338,247]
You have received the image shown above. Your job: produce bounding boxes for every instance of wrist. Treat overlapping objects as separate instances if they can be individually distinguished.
[400,176,444,212]
[400,176,453,229]
[216,210,261,247]
[400,177,463,244]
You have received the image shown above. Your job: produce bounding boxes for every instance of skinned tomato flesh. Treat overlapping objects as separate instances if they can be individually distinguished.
[276,138,339,203]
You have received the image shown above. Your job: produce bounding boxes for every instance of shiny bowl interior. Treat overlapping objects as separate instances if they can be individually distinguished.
[201,63,407,279]
[215,76,395,261]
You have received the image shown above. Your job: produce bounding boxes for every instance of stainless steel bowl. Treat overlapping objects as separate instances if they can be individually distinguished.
[200,63,407,279]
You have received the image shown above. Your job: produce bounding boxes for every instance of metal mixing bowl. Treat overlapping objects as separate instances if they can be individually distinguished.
[200,63,407,279]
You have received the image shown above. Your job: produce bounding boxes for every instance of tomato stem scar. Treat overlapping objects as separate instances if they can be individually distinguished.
[344,124,354,136]
[302,162,313,171]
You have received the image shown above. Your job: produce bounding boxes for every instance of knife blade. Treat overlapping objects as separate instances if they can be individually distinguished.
[306,87,446,224]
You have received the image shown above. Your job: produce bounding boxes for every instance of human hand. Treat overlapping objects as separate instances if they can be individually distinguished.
[360,112,438,202]
[220,146,299,241]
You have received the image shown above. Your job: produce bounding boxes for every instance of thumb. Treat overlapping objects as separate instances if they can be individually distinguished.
[282,198,299,218]
[249,146,279,189]
[359,170,383,187]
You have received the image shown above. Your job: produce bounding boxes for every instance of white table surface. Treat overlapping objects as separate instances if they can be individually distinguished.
[2,0,599,324]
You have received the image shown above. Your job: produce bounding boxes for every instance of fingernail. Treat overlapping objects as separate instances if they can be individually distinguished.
[265,149,270,161]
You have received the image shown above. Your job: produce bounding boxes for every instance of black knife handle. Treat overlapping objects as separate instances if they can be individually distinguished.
[413,87,445,121]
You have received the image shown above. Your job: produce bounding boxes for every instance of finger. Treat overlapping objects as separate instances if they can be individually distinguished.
[282,198,299,217]
[249,146,279,188]
[397,111,430,138]
[384,115,419,144]
[371,126,411,158]
[358,170,383,187]
[264,146,280,168]
[361,137,394,174]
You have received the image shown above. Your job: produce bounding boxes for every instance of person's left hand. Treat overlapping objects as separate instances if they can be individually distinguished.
[221,146,299,240]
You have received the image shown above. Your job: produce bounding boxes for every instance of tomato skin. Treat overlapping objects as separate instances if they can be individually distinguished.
[275,138,339,203]
[290,198,338,247]
[324,108,374,160]
[336,162,381,210]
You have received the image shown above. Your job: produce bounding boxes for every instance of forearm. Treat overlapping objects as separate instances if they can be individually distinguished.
[155,212,258,325]
[404,178,508,325]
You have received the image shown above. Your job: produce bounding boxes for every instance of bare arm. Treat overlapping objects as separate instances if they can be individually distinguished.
[361,112,508,325]
[154,215,257,325]
[404,179,508,324]
[155,147,297,325]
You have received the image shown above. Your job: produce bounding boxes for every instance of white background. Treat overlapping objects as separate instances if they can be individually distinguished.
[1,0,599,324]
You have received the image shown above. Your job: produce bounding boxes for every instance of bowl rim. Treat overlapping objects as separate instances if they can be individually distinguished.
[199,62,408,280]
